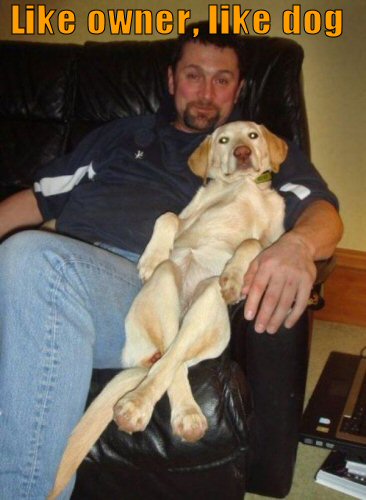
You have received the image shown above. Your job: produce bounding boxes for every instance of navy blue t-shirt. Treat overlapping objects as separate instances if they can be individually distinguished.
[33,114,338,254]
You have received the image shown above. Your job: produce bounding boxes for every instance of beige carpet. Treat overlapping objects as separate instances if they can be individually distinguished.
[246,319,366,500]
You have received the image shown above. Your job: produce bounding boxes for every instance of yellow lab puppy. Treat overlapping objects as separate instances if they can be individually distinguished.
[49,121,287,498]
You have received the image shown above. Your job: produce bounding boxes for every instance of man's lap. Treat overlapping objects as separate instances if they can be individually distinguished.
[0,229,143,369]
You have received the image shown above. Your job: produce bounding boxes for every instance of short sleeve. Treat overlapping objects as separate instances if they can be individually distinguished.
[272,141,339,230]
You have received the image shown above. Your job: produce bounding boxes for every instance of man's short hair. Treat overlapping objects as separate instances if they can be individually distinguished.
[171,21,246,81]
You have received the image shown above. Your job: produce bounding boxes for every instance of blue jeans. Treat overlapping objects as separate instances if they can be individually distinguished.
[0,230,141,499]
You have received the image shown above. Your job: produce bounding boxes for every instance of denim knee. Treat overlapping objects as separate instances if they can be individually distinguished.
[0,228,101,351]
[0,230,59,289]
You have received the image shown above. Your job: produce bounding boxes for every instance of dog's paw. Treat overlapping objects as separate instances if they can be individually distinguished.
[171,406,208,442]
[113,394,154,434]
[219,268,244,304]
[138,252,166,282]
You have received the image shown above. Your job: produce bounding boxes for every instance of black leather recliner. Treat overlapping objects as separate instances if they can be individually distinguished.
[0,36,313,499]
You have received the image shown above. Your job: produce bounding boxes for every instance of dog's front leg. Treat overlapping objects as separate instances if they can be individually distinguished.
[138,212,180,282]
[220,238,263,304]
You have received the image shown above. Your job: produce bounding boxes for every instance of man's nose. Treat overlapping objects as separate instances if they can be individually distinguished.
[234,145,251,161]
[199,78,214,101]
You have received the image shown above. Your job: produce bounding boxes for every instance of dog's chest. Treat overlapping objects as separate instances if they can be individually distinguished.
[177,179,284,246]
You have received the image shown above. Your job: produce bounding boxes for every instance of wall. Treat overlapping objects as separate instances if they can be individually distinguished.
[1,0,365,251]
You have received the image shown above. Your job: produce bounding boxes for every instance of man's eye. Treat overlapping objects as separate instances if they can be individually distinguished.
[187,73,199,80]
[216,78,229,86]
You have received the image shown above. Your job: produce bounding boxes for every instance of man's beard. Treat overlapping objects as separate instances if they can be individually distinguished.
[182,102,221,132]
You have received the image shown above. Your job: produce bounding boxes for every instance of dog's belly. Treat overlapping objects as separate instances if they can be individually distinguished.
[171,245,231,310]
[172,245,231,275]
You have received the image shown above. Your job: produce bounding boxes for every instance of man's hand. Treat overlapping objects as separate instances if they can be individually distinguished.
[241,200,343,334]
[242,232,317,333]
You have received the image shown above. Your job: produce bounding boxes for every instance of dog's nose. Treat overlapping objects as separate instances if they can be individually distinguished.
[234,145,251,161]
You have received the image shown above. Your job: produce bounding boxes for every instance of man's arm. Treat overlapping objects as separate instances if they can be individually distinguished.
[0,189,44,240]
[242,200,343,334]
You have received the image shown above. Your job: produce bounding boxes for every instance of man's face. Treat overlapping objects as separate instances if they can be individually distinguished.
[168,41,244,133]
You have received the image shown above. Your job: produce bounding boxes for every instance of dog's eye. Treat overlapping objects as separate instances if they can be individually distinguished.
[219,136,229,144]
[248,132,258,139]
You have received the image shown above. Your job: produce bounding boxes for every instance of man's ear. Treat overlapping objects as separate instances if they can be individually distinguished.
[167,66,174,96]
[260,125,288,172]
[188,136,212,182]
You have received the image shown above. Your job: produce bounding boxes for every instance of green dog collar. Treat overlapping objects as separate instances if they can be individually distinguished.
[255,171,272,184]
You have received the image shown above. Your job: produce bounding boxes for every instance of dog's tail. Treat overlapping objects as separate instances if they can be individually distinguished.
[48,367,148,500]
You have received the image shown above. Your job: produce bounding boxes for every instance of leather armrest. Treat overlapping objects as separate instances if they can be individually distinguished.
[229,304,310,497]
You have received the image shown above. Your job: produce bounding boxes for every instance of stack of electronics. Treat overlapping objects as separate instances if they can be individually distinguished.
[300,352,366,498]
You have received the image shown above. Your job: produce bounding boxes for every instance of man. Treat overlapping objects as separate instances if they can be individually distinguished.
[0,22,342,499]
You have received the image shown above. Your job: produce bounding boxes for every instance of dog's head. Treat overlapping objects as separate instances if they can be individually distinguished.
[188,121,288,182]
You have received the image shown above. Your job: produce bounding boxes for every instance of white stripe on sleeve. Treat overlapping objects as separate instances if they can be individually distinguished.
[279,182,311,200]
[34,163,96,197]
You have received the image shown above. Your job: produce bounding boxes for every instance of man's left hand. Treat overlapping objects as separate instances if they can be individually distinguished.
[242,232,317,334]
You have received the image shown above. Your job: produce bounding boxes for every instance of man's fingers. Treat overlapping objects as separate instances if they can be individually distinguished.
[241,261,258,296]
[250,276,294,333]
[244,272,310,334]
[284,282,313,329]
[264,281,298,334]
[243,266,272,325]
[242,238,317,334]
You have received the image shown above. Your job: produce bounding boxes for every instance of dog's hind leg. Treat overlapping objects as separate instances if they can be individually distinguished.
[116,259,181,432]
[114,278,231,437]
[122,259,181,368]
[168,363,208,442]
[48,367,147,500]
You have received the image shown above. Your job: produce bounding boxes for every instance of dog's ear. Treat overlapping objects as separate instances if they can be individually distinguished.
[188,136,212,181]
[260,125,288,172]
